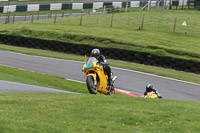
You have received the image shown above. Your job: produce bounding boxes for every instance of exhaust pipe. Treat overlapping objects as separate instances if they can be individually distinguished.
[112,76,117,83]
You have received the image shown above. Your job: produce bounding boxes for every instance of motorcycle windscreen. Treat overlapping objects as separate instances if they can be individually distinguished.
[84,57,97,69]
[86,57,97,64]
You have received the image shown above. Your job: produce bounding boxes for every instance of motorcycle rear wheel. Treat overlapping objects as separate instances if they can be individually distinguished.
[86,76,98,94]
[108,85,115,96]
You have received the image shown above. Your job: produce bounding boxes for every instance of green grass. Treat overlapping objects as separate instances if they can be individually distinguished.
[0,9,200,61]
[0,63,199,132]
[0,93,200,133]
[1,44,200,84]
[0,64,88,94]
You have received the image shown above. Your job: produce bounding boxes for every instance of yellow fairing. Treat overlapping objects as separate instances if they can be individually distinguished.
[87,73,96,81]
[96,67,108,94]
[82,61,108,94]
[144,92,158,98]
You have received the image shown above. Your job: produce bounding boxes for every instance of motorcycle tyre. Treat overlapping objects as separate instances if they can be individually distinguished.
[86,76,98,94]
[108,85,115,96]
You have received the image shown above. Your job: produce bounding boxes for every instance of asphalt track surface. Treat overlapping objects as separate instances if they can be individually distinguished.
[0,50,200,101]
[0,80,77,93]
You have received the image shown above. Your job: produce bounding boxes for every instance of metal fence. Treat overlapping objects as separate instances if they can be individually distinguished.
[1,8,200,35]
[0,0,198,13]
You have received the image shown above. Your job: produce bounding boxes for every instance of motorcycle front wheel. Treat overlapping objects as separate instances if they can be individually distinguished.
[86,76,98,94]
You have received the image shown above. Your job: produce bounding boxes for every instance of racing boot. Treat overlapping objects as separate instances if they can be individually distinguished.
[107,78,112,91]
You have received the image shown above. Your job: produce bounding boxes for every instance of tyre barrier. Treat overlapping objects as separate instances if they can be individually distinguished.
[0,34,199,74]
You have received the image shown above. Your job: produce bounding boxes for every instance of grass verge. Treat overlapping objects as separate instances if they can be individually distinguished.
[0,44,199,84]
[0,64,88,94]
[0,93,200,133]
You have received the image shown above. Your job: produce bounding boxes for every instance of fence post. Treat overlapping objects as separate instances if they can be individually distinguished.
[173,17,177,32]
[7,12,10,23]
[31,12,34,23]
[110,12,114,28]
[80,12,83,25]
[104,6,106,13]
[125,2,128,12]
[141,14,145,29]
[148,0,151,10]
[62,12,64,17]
[54,12,57,24]
[12,12,15,23]
[157,0,160,10]
[139,12,142,30]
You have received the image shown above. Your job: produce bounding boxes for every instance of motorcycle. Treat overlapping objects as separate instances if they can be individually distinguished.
[144,91,162,99]
[82,56,117,95]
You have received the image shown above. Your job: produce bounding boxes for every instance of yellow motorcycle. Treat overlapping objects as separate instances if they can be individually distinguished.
[82,56,117,95]
[144,91,162,99]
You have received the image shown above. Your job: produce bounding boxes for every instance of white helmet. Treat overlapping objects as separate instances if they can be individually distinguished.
[91,48,100,57]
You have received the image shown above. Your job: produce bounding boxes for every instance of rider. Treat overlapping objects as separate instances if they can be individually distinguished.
[144,84,162,98]
[91,48,112,88]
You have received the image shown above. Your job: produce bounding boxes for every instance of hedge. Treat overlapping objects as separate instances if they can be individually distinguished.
[0,34,199,74]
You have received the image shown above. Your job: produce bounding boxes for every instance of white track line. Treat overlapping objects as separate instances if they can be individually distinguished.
[66,78,85,84]
[66,78,141,97]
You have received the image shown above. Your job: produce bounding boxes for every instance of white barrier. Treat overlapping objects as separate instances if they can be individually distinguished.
[50,3,62,11]
[3,5,16,13]
[179,0,188,6]
[93,2,103,9]
[72,3,83,10]
[130,1,140,7]
[27,4,40,11]
[112,2,122,8]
